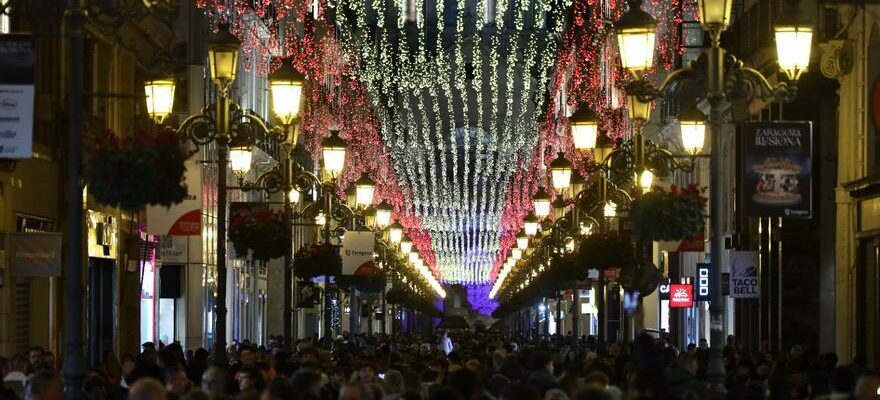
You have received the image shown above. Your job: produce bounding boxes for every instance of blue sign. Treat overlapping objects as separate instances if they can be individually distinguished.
[695,263,710,301]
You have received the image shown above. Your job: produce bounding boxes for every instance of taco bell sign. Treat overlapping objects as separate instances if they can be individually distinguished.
[729,251,760,298]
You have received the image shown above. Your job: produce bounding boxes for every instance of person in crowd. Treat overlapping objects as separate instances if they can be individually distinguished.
[201,366,228,399]
[438,331,453,356]
[23,370,63,400]
[130,377,168,400]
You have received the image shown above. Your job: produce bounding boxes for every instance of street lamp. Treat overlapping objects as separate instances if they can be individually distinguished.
[144,78,175,124]
[229,134,254,175]
[570,107,599,151]
[511,247,522,260]
[207,27,240,87]
[523,212,540,236]
[552,195,569,221]
[516,230,529,251]
[322,130,347,175]
[355,174,376,208]
[549,152,573,192]
[697,0,733,31]
[376,201,394,228]
[616,0,656,74]
[388,222,404,244]
[638,169,654,192]
[288,187,301,204]
[679,106,707,155]
[269,62,305,126]
[533,187,552,219]
[774,9,813,81]
[400,234,413,255]
[603,201,617,218]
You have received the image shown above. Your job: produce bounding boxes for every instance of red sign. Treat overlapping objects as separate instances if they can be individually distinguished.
[669,284,694,308]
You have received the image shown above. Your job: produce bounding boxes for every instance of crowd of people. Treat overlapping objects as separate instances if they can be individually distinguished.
[1,331,879,400]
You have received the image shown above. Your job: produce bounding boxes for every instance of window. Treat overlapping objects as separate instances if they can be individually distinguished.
[0,0,10,33]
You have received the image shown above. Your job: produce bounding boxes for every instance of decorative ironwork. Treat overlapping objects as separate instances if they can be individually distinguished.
[176,105,219,147]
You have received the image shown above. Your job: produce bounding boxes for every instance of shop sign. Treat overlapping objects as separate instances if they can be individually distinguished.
[8,232,62,277]
[341,231,375,275]
[695,263,710,301]
[668,284,694,308]
[0,34,35,159]
[729,251,760,298]
[157,235,187,264]
[742,121,812,218]
[658,279,670,300]
[146,160,202,236]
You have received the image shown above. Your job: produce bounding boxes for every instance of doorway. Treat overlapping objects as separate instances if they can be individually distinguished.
[88,258,116,366]
[858,236,880,370]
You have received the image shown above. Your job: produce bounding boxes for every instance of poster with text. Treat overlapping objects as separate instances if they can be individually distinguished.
[742,121,812,218]
[729,251,760,299]
[0,34,35,159]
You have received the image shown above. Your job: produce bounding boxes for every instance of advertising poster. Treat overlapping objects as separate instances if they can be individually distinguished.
[296,280,319,308]
[147,160,202,236]
[341,231,375,275]
[742,121,812,218]
[0,34,35,159]
[729,251,760,298]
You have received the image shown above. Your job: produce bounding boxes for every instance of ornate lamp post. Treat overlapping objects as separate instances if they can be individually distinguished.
[614,0,813,393]
[145,27,307,356]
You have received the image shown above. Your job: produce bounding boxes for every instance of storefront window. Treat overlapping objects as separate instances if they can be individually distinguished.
[140,261,156,345]
[158,298,175,345]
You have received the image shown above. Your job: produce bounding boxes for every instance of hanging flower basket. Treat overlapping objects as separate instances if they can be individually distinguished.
[229,209,291,262]
[577,233,636,272]
[630,184,707,242]
[292,242,342,279]
[87,129,191,211]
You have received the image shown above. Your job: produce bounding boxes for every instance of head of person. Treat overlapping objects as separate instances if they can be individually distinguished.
[129,378,167,400]
[582,372,609,390]
[543,388,569,400]
[83,371,107,400]
[290,370,324,398]
[529,351,554,374]
[42,353,55,369]
[164,365,190,395]
[698,338,708,350]
[24,370,64,400]
[239,366,266,393]
[201,366,226,396]
[677,353,698,376]
[357,362,376,384]
[340,382,370,400]
[608,343,621,358]
[121,356,137,379]
[28,347,45,369]
[262,379,295,400]
[240,347,257,367]
[382,369,404,395]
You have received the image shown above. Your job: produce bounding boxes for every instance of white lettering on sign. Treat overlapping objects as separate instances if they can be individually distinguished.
[698,267,709,297]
